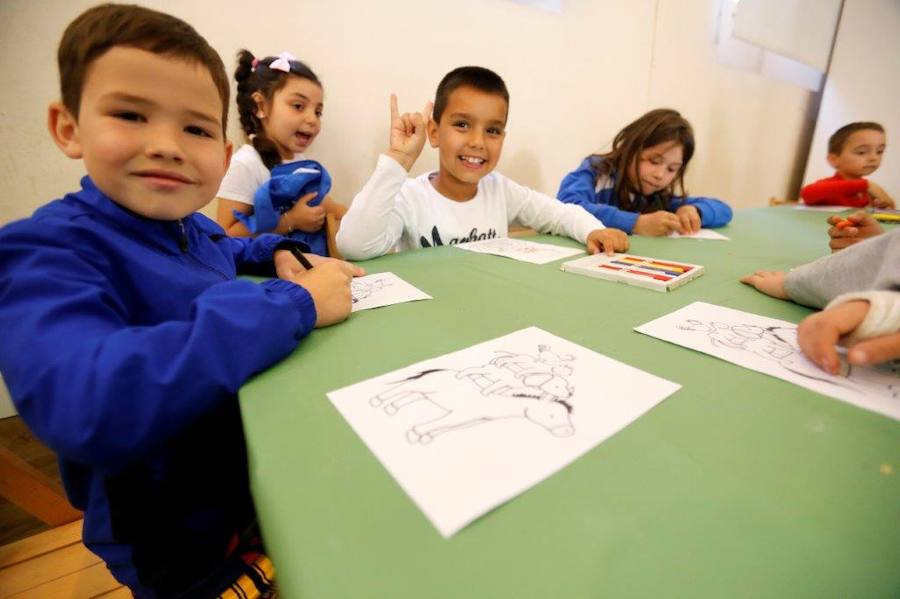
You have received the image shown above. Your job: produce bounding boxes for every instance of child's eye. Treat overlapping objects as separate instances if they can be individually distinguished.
[293,104,306,111]
[113,112,145,122]
[185,125,213,138]
[315,110,323,118]
[487,127,503,136]
[453,121,469,129]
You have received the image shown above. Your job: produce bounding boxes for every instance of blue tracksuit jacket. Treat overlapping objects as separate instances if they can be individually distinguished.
[557,157,733,233]
[0,177,317,597]
[234,159,332,256]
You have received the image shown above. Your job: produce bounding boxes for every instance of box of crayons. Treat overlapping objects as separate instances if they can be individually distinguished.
[869,208,900,223]
[560,253,704,292]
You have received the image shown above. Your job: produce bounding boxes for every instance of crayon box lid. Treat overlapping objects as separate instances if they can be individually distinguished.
[560,253,704,292]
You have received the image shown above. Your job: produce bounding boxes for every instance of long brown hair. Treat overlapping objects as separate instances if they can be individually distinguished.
[590,108,695,212]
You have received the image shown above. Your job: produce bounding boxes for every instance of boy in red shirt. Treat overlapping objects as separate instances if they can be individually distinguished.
[800,122,894,208]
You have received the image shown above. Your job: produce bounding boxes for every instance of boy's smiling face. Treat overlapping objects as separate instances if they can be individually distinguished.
[50,47,231,220]
[427,85,507,201]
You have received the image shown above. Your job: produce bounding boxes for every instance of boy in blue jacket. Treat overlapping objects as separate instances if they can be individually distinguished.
[0,5,360,597]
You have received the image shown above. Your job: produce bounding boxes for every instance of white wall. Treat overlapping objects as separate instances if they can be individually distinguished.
[0,0,817,228]
[803,0,900,196]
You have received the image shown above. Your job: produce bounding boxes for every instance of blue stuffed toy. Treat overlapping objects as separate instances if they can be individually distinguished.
[234,159,332,255]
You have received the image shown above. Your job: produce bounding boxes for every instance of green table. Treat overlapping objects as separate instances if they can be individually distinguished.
[240,208,900,598]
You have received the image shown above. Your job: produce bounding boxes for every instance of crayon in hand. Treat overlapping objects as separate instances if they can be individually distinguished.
[834,218,853,230]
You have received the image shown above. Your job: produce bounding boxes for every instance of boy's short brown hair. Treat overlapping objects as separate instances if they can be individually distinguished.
[828,122,885,155]
[58,3,230,131]
[432,66,510,124]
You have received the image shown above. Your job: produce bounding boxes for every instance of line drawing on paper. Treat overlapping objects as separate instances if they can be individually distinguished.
[368,345,577,444]
[678,319,899,397]
[351,276,392,304]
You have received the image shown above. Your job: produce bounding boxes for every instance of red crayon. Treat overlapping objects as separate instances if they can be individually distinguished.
[600,263,672,282]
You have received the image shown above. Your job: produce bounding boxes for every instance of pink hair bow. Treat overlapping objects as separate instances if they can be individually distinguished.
[268,52,297,73]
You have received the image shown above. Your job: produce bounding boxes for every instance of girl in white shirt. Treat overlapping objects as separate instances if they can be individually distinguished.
[215,50,346,238]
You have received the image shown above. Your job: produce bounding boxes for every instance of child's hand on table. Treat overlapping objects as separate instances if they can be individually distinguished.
[867,180,895,209]
[290,260,365,327]
[675,204,701,234]
[739,270,790,300]
[797,300,900,374]
[633,210,685,236]
[587,228,629,256]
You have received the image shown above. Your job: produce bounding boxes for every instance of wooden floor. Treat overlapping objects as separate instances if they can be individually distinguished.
[0,416,60,546]
[0,519,126,598]
[0,416,126,597]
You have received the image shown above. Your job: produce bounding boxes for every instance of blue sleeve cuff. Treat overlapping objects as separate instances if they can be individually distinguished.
[260,278,317,337]
[251,234,311,263]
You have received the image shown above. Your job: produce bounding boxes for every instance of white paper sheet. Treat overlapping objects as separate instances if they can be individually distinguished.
[792,203,850,212]
[351,272,431,312]
[454,237,584,264]
[327,327,680,537]
[635,302,900,421]
[668,229,731,240]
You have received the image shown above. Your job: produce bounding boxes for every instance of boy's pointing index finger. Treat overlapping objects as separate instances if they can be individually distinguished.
[390,94,399,120]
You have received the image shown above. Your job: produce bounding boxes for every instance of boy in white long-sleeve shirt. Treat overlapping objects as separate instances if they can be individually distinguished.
[336,66,628,260]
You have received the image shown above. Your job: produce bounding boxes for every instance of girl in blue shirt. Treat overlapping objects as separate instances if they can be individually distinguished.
[557,109,732,236]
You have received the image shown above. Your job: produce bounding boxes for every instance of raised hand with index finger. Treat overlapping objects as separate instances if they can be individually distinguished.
[386,94,433,172]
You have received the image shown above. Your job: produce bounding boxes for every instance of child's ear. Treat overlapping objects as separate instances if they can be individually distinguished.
[47,102,83,159]
[427,117,439,148]
[826,153,840,169]
[251,92,267,119]
[223,140,234,170]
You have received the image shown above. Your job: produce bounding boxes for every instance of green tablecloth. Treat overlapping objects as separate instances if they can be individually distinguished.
[240,207,900,598]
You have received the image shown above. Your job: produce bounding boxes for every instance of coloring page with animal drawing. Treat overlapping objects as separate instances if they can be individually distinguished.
[455,237,585,264]
[635,301,900,422]
[326,326,680,538]
[351,272,432,312]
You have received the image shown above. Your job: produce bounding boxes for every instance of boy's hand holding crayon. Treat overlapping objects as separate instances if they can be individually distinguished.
[827,211,883,252]
[274,251,365,327]
[586,228,630,256]
[387,94,433,172]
